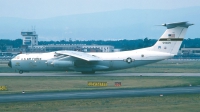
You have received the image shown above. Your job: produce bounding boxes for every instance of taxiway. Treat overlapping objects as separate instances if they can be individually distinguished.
[0,86,200,103]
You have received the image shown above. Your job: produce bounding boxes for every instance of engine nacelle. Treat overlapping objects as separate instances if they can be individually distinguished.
[46,60,54,66]
[52,61,74,67]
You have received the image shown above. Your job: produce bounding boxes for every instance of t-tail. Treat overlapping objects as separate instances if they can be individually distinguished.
[148,21,193,55]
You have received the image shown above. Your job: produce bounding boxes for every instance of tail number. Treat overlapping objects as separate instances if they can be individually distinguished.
[163,42,171,44]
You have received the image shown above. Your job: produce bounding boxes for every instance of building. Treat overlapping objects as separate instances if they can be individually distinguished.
[32,44,84,52]
[172,48,200,59]
[20,31,114,52]
[180,48,200,55]
[5,44,115,54]
[25,44,114,53]
[21,31,38,47]
[82,45,114,52]
[0,31,115,61]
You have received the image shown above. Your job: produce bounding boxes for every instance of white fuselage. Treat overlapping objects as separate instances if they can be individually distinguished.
[10,48,174,72]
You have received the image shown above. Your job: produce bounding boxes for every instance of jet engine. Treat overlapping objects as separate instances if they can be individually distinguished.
[51,61,74,67]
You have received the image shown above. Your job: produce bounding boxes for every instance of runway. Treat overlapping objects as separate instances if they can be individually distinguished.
[0,86,200,103]
[1,72,200,76]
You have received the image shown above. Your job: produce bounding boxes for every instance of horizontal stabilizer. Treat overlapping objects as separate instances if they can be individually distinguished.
[161,21,194,29]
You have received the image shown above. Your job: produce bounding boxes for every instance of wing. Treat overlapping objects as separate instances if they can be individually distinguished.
[55,51,102,61]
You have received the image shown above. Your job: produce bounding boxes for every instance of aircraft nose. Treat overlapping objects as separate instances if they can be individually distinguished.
[8,60,12,68]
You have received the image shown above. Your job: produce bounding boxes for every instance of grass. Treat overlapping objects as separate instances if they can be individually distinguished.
[1,94,200,112]
[110,61,200,73]
[0,76,200,94]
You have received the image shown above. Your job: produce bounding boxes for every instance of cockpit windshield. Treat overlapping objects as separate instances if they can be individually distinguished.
[13,55,20,59]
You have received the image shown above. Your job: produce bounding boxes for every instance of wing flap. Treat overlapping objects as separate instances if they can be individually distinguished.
[55,51,102,61]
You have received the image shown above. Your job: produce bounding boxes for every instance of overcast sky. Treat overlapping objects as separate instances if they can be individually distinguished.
[0,0,200,19]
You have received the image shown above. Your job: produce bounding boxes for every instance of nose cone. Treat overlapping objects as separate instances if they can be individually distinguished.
[8,60,12,68]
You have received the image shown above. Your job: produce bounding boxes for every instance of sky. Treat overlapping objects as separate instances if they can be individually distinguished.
[0,0,200,19]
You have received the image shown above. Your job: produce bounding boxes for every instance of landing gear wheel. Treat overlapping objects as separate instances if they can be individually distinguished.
[81,71,95,74]
[19,70,23,74]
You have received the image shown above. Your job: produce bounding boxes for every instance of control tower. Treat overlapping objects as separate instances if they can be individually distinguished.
[21,31,38,47]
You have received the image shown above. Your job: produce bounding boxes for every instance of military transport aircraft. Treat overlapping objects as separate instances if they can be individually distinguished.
[8,22,193,74]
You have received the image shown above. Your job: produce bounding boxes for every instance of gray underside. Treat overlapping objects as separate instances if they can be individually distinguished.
[12,60,161,72]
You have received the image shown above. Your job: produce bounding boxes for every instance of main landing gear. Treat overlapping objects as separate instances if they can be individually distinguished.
[19,70,23,74]
[81,71,95,74]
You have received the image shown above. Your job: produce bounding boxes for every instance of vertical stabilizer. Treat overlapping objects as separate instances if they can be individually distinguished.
[149,22,193,55]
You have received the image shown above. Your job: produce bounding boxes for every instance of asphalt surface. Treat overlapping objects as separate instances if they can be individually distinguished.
[0,86,200,103]
[1,72,200,76]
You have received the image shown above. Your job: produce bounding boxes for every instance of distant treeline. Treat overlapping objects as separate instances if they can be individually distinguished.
[0,39,22,51]
[0,38,200,51]
[39,37,156,50]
